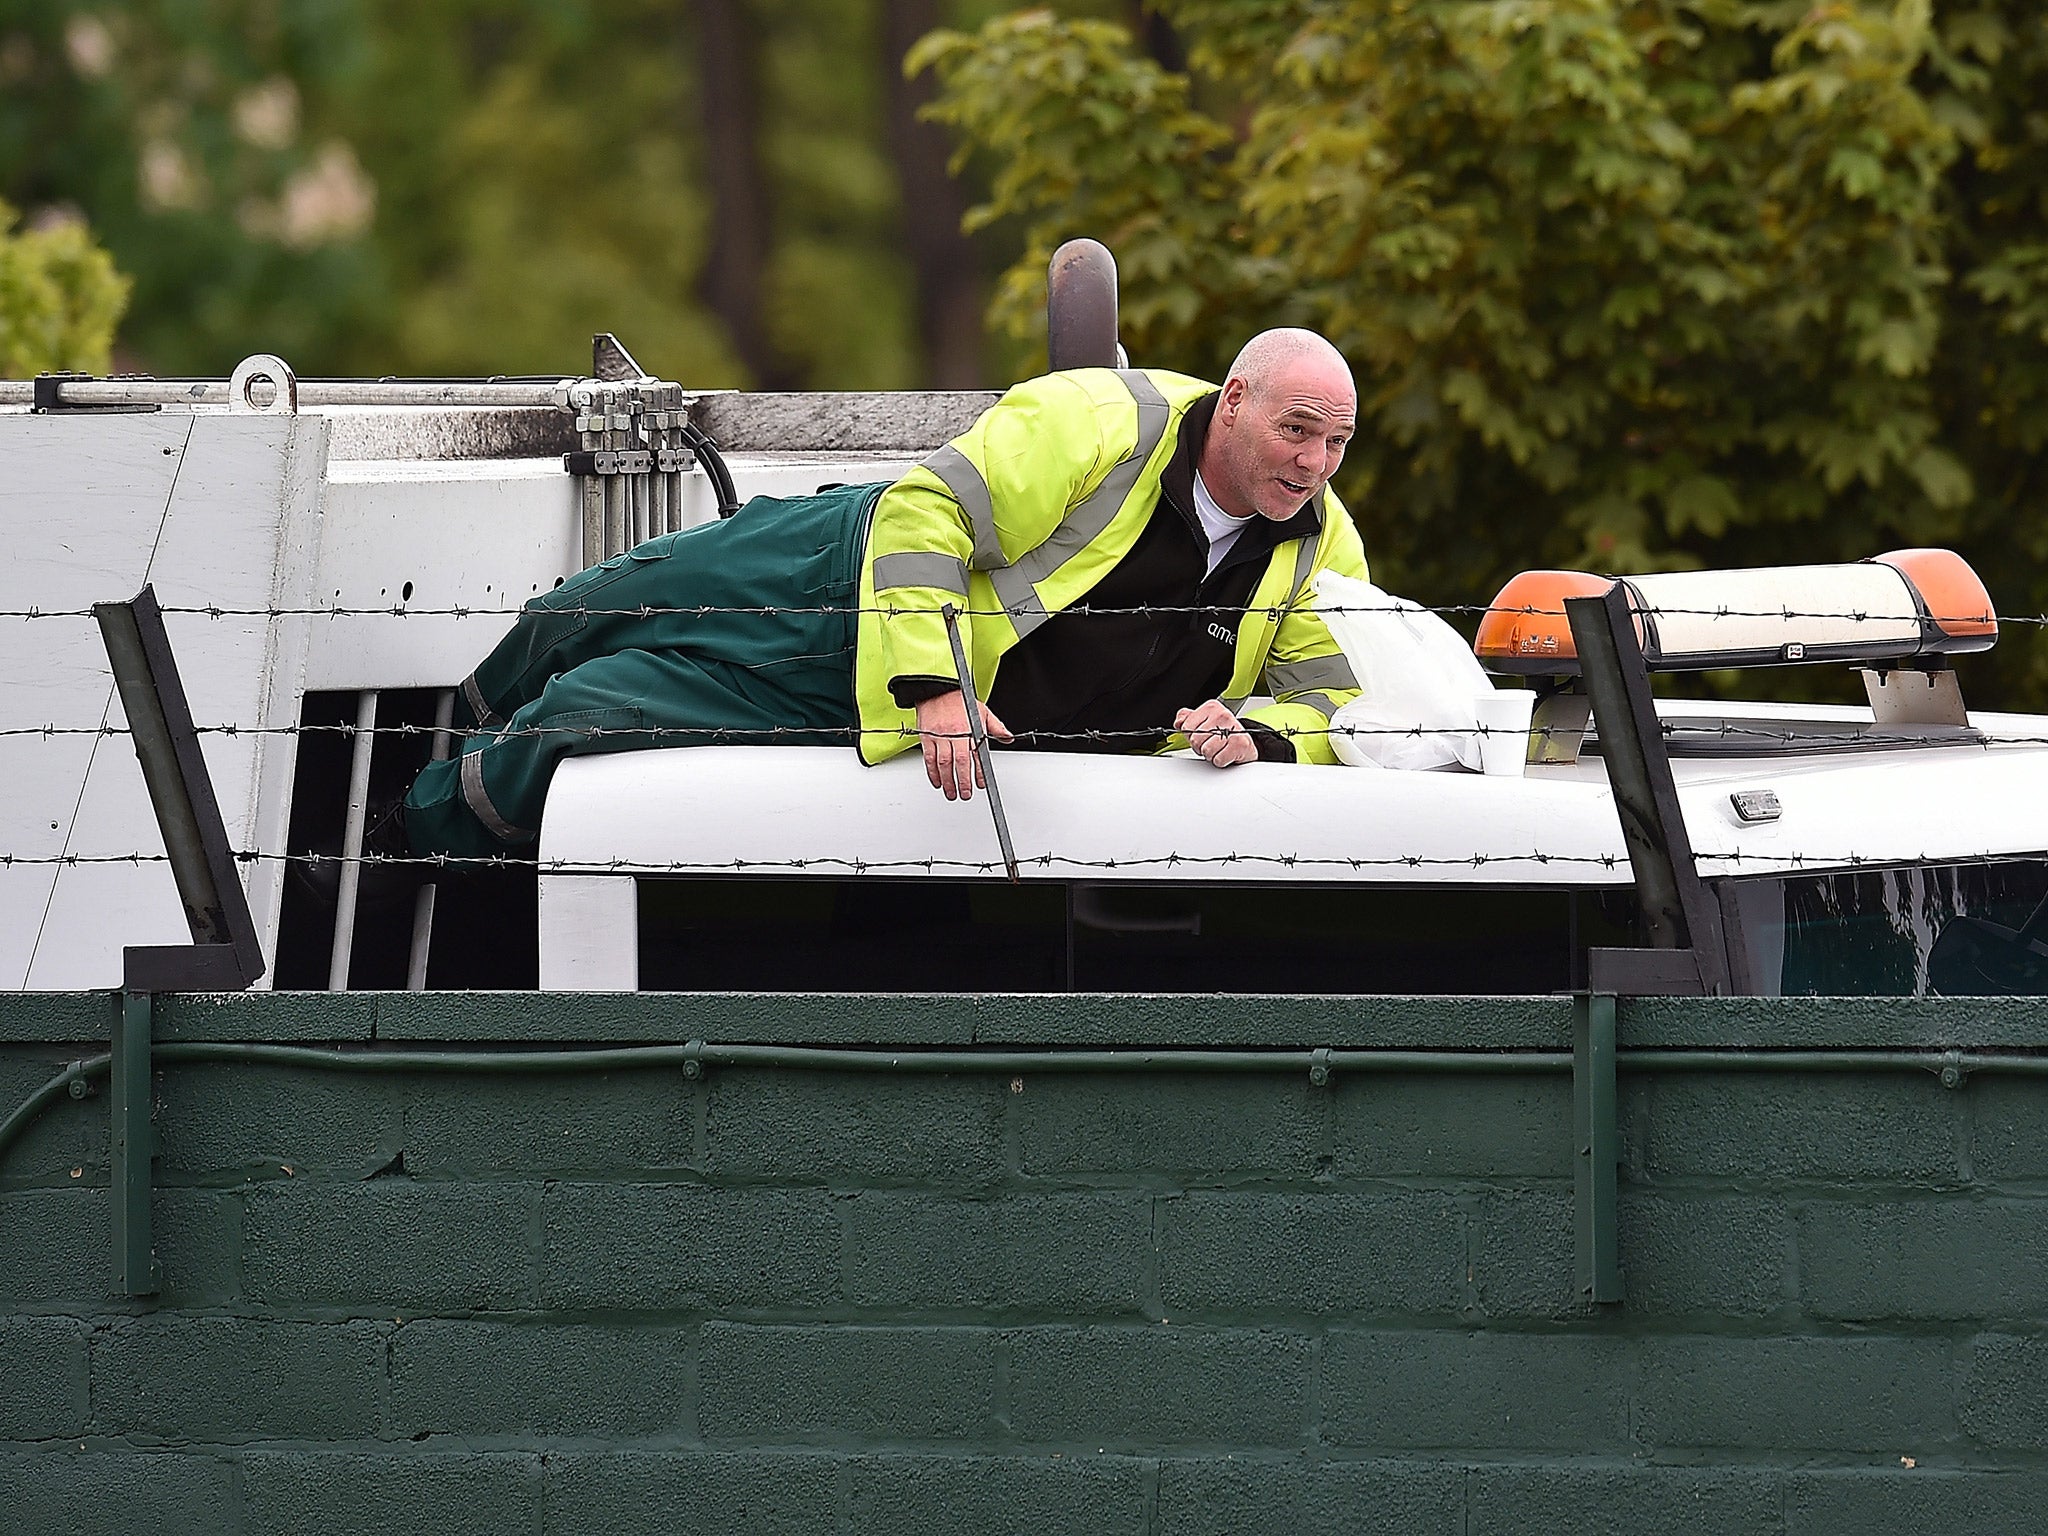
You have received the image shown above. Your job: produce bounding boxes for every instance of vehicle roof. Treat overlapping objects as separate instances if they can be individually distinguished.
[538,699,2048,887]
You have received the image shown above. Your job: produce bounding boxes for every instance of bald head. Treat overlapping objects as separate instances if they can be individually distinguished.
[1225,328,1354,411]
[1199,329,1357,521]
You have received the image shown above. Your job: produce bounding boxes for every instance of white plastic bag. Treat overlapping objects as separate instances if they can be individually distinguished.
[1312,570,1497,771]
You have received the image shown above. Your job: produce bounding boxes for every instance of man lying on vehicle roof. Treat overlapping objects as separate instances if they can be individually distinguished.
[400,328,1370,859]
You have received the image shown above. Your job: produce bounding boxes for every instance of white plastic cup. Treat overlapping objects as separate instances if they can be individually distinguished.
[1473,689,1536,777]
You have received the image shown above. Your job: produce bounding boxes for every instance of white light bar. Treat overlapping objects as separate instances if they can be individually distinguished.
[1475,549,1997,675]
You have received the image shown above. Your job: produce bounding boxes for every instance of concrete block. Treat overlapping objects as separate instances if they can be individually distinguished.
[1160,1192,1466,1318]
[1015,1074,1320,1179]
[244,1182,536,1310]
[1469,1465,1778,1535]
[1617,1195,1792,1317]
[0,1450,236,1536]
[1468,1190,1583,1319]
[1968,1080,2048,1182]
[1156,1457,1462,1535]
[1322,1331,1629,1451]
[402,1073,697,1176]
[1962,1334,2048,1448]
[847,1453,1148,1536]
[0,992,116,1044]
[698,1323,996,1442]
[0,1187,107,1303]
[153,1062,403,1179]
[540,1183,839,1311]
[391,1321,692,1438]
[1329,1074,1572,1180]
[0,1185,241,1307]
[241,1451,543,1536]
[0,1317,88,1438]
[0,1048,102,1177]
[91,1317,385,1440]
[846,1191,1150,1317]
[1007,1326,1312,1447]
[1646,1073,1960,1183]
[1800,1200,2048,1320]
[543,1451,840,1536]
[1786,1469,2048,1535]
[704,1071,1006,1187]
[154,990,376,1043]
[1637,1337,1954,1452]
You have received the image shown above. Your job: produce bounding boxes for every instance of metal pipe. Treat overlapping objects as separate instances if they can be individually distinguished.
[6,1040,2046,1168]
[405,690,457,991]
[326,690,379,991]
[1,379,582,408]
[599,388,622,558]
[649,414,670,537]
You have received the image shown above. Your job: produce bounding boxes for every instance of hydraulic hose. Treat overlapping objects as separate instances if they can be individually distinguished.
[679,420,741,518]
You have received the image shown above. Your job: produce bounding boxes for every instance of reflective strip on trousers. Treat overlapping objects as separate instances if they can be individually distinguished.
[462,673,503,729]
[872,550,970,596]
[461,750,531,843]
[1264,654,1358,696]
[989,370,1173,640]
[920,445,1006,572]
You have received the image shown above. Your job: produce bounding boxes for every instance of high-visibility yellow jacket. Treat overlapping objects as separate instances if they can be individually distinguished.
[854,366,1369,764]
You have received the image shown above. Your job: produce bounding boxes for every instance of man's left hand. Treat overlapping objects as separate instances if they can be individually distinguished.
[1175,700,1257,769]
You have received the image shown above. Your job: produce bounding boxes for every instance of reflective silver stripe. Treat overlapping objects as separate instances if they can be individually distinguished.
[872,551,969,596]
[461,673,502,729]
[1221,695,1250,714]
[1288,530,1319,603]
[461,751,530,842]
[922,444,1006,572]
[1290,691,1341,720]
[988,567,1050,637]
[990,369,1174,640]
[1265,654,1358,695]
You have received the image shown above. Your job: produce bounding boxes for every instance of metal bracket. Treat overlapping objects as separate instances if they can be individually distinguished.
[94,587,266,1295]
[1567,585,1750,996]
[1861,663,1968,727]
[30,370,158,415]
[1574,993,1621,1303]
[112,991,161,1295]
[1529,678,1592,765]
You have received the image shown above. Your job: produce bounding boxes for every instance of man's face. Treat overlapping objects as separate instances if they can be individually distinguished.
[1208,360,1357,521]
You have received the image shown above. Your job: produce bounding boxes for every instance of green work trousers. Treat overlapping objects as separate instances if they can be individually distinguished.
[405,482,883,858]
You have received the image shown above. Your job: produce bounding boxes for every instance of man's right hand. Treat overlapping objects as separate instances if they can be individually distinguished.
[916,690,1013,801]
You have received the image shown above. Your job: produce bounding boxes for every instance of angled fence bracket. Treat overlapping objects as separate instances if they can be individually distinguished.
[1567,584,1751,997]
[95,586,266,1296]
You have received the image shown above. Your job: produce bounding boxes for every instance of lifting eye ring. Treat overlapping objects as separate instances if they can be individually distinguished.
[229,354,298,416]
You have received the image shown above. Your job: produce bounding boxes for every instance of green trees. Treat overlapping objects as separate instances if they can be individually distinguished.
[0,1,1037,387]
[919,2,2048,700]
[0,201,128,376]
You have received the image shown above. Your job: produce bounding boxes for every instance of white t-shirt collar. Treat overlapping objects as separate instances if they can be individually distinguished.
[1191,470,1253,577]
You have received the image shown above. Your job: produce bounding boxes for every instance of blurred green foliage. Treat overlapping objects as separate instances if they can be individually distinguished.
[919,1,2048,704]
[0,199,129,374]
[0,0,1132,385]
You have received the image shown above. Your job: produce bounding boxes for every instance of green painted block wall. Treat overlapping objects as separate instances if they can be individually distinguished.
[2,993,2047,1534]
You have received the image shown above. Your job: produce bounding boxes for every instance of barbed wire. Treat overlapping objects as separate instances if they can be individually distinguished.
[0,719,2034,749]
[0,847,1999,874]
[0,600,2033,625]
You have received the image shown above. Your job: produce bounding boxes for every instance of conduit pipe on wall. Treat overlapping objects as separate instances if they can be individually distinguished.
[2,1039,2042,1166]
